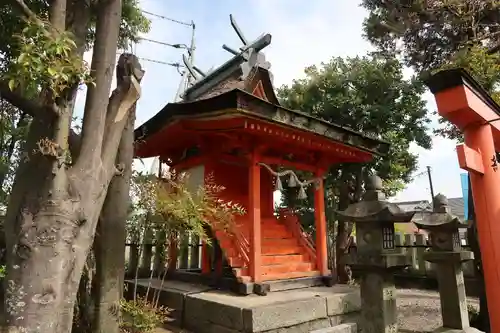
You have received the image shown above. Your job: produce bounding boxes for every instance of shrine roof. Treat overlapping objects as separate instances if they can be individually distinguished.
[134,87,390,157]
[425,68,500,116]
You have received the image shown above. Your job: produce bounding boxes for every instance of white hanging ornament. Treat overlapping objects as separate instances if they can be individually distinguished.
[298,185,308,200]
[275,176,283,191]
[288,173,298,187]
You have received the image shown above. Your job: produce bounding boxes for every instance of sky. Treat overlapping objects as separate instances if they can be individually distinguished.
[75,0,466,203]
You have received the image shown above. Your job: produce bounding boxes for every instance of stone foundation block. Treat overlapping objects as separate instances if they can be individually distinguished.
[326,290,361,316]
[311,323,357,333]
[243,297,328,332]
[184,295,244,331]
[432,327,484,333]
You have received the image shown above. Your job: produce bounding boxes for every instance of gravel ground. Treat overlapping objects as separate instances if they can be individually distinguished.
[397,289,479,332]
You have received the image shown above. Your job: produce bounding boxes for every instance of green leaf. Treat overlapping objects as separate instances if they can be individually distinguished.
[17,53,27,64]
[47,67,57,76]
[8,79,16,91]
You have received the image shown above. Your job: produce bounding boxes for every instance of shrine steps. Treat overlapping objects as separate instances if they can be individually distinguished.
[215,216,319,284]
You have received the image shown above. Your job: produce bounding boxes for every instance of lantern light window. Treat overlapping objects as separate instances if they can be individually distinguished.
[452,232,461,250]
[382,226,395,249]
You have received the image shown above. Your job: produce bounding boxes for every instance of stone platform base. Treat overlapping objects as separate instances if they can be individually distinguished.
[126,279,361,333]
[311,323,357,333]
[432,327,483,333]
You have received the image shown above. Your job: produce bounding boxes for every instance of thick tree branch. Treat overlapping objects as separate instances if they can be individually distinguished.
[93,107,134,333]
[0,112,27,191]
[75,0,123,169]
[101,54,144,172]
[68,129,81,161]
[9,0,41,22]
[66,0,91,55]
[0,81,46,118]
[49,0,67,32]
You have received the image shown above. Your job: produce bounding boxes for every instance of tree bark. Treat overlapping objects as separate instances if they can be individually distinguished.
[0,111,28,193]
[2,1,144,331]
[335,166,363,284]
[92,105,135,333]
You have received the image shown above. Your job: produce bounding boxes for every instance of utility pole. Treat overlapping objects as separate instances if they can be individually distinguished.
[427,166,435,206]
[137,10,196,174]
[173,21,196,101]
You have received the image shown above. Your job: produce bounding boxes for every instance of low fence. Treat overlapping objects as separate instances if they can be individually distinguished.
[385,231,480,296]
[124,230,479,283]
[125,231,203,278]
[389,231,475,277]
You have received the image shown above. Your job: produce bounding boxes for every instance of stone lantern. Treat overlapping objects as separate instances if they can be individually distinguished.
[413,194,479,332]
[336,174,415,333]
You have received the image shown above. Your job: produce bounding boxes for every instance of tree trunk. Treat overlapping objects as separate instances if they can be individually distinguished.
[3,111,77,331]
[92,107,135,333]
[467,176,490,332]
[2,0,144,330]
[73,251,96,333]
[335,167,363,284]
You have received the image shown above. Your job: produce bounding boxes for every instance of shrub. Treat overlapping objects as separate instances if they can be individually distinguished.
[120,297,169,333]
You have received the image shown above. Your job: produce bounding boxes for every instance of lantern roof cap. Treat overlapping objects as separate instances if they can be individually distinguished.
[413,215,467,231]
[336,175,415,223]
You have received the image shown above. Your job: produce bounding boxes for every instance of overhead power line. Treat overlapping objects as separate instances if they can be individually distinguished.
[114,53,183,70]
[138,57,182,68]
[141,10,194,27]
[138,37,190,52]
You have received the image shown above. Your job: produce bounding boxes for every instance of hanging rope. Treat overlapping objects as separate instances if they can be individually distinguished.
[258,162,321,200]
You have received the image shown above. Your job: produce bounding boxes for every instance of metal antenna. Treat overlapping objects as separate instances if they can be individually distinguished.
[186,20,197,87]
[173,21,197,101]
[182,54,200,80]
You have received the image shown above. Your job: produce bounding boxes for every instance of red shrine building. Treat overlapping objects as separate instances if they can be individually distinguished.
[134,41,389,294]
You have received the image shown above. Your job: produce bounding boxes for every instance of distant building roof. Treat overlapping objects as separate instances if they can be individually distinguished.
[395,197,465,220]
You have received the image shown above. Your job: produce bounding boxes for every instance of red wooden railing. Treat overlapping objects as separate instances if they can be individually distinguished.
[277,208,317,263]
[230,223,250,266]
[212,217,250,273]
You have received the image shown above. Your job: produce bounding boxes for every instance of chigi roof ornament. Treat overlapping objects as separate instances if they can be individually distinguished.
[181,14,272,101]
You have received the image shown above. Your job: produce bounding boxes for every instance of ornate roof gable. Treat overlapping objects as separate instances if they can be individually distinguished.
[180,15,279,104]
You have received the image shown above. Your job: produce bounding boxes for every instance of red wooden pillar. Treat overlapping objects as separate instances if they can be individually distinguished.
[249,151,262,282]
[167,233,178,273]
[215,245,223,276]
[459,125,500,333]
[201,241,211,274]
[427,71,500,333]
[314,170,328,276]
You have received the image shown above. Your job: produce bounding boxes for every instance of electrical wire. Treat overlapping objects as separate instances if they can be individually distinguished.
[138,57,182,68]
[139,37,188,50]
[141,10,193,27]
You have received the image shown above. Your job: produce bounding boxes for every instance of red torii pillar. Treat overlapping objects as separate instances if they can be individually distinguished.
[427,69,500,333]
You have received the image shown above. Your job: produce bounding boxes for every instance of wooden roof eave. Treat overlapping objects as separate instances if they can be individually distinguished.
[134,88,390,157]
[234,111,384,157]
[233,89,390,157]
